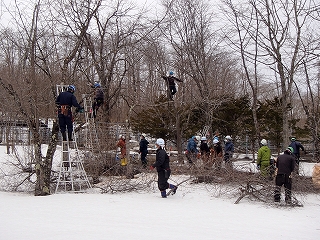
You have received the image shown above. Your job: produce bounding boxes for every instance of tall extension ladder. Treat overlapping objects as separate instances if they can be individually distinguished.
[55,85,92,193]
[82,94,100,150]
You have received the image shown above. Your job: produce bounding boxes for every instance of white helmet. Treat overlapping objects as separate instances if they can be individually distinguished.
[155,138,165,147]
[212,139,219,144]
[260,139,267,146]
[201,136,207,141]
[195,136,201,141]
[225,135,232,140]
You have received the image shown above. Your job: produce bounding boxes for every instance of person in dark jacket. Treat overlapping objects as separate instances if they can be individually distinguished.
[211,139,223,170]
[289,137,306,174]
[200,136,210,167]
[91,83,104,118]
[139,135,149,168]
[150,138,177,198]
[274,147,296,204]
[161,71,183,99]
[56,85,83,141]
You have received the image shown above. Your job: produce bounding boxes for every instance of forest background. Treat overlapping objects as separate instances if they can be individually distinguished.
[0,0,319,196]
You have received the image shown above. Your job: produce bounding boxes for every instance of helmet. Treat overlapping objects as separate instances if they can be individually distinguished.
[291,137,296,141]
[201,136,207,141]
[286,147,294,154]
[260,139,267,146]
[169,71,174,76]
[195,136,201,141]
[94,83,101,88]
[212,139,219,144]
[67,85,75,93]
[225,135,232,140]
[155,138,165,147]
[119,135,125,140]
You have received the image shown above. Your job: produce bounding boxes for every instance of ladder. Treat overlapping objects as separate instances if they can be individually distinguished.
[55,138,92,193]
[82,94,100,150]
[55,85,92,193]
[201,125,210,138]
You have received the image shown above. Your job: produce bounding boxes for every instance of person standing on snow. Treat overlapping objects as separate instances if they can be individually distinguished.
[289,137,306,174]
[150,138,177,198]
[200,136,210,167]
[257,139,272,178]
[186,136,198,164]
[274,147,296,204]
[161,71,183,99]
[211,138,223,170]
[56,85,83,141]
[223,135,234,168]
[139,135,149,168]
[116,135,127,166]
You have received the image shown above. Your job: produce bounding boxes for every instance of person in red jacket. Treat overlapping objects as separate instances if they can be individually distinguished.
[116,135,127,166]
[274,147,296,204]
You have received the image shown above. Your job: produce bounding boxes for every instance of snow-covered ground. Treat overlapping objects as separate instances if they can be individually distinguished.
[0,145,319,240]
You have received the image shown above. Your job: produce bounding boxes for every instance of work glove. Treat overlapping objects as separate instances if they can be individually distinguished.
[150,166,154,171]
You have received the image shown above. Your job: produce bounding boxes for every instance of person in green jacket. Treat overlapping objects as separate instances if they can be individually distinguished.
[257,139,271,178]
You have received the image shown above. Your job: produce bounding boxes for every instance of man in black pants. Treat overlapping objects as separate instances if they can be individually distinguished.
[139,135,149,168]
[56,85,83,141]
[289,137,306,174]
[274,147,296,204]
[161,71,183,99]
[150,138,177,198]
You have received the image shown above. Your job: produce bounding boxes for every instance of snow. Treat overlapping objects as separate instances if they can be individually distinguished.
[0,145,320,240]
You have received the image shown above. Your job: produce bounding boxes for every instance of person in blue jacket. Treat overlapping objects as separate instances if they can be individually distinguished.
[289,137,306,174]
[224,135,234,168]
[56,85,83,141]
[186,136,198,164]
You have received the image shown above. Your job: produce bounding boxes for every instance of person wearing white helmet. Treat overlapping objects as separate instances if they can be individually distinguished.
[150,138,177,198]
[116,135,127,166]
[257,139,271,178]
[200,137,210,167]
[223,135,234,168]
[211,138,223,170]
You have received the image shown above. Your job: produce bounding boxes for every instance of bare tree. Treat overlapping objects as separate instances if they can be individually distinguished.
[247,0,320,148]
[161,0,241,138]
[221,0,262,156]
[0,0,101,195]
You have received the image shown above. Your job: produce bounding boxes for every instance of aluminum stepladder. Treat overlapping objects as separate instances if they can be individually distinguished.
[55,85,92,193]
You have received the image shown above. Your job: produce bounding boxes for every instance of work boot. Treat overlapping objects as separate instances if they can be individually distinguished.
[161,190,167,198]
[169,184,178,194]
[62,132,67,141]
